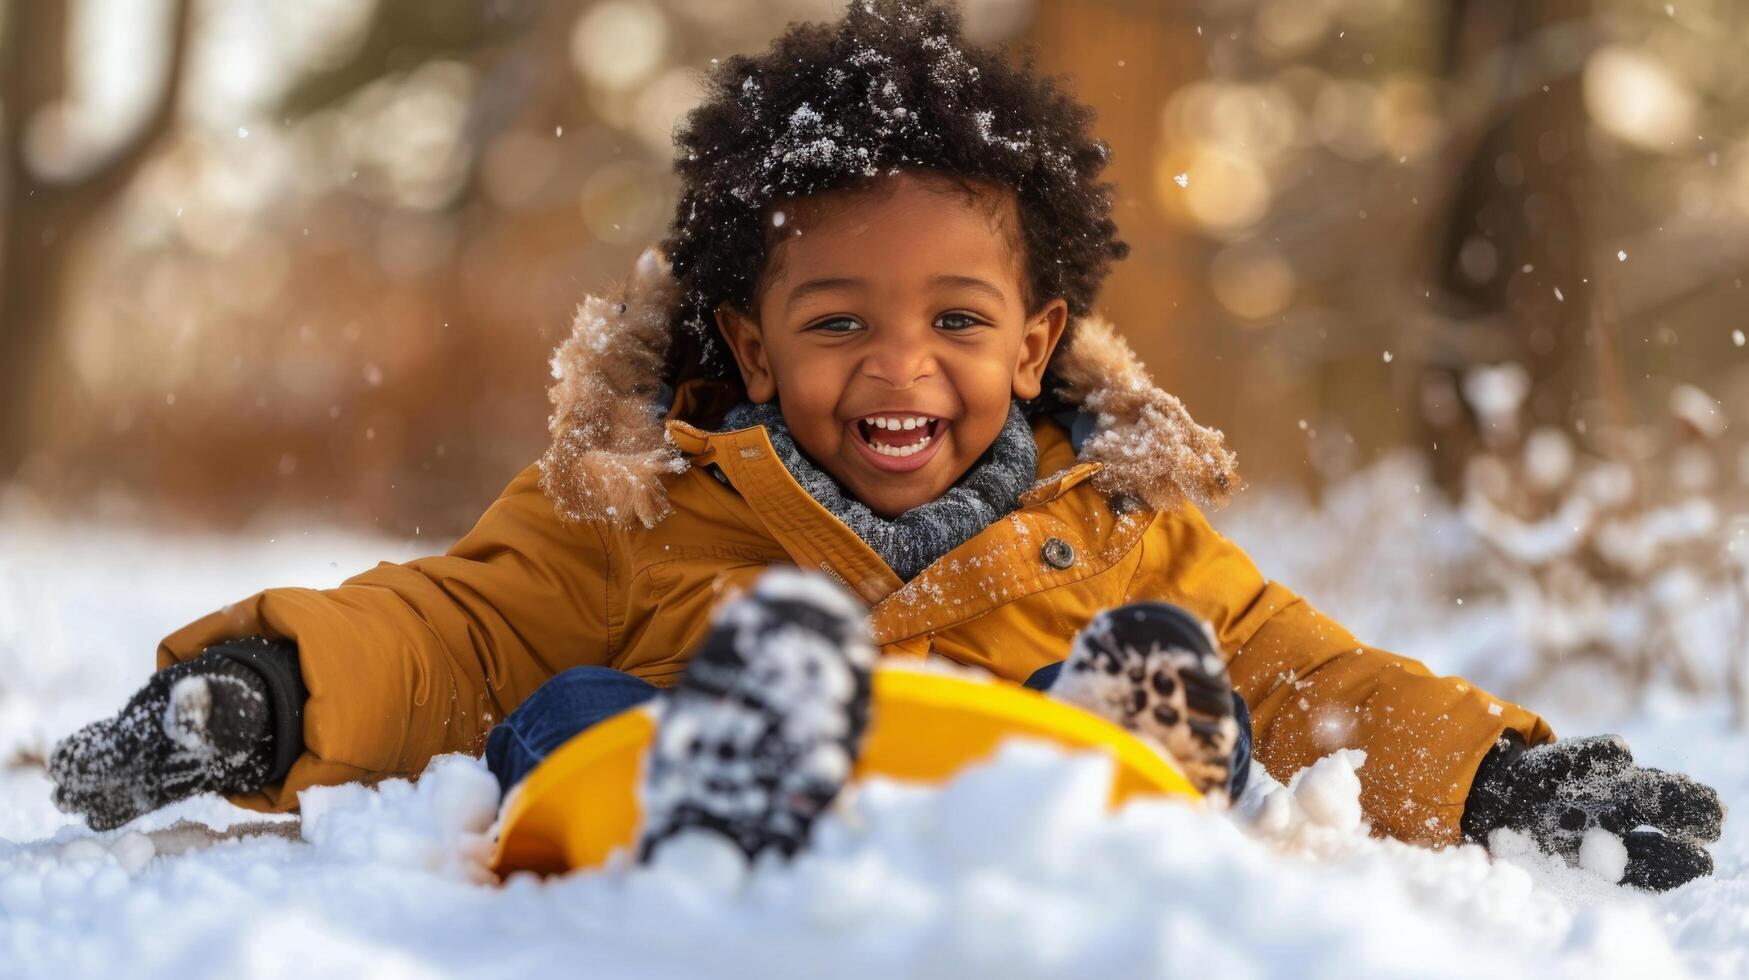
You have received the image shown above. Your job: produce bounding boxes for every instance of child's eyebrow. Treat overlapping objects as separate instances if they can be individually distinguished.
[786,277,864,311]
[930,275,1007,304]
[785,275,1007,311]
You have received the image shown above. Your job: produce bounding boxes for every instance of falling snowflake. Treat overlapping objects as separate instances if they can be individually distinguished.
[1173,173,1189,188]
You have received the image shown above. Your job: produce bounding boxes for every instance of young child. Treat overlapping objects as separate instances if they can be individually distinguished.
[49,0,1721,889]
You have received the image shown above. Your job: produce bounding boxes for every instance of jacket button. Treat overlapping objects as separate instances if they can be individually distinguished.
[1040,537,1075,569]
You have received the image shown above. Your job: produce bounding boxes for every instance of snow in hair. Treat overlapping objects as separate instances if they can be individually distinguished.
[659,0,1129,388]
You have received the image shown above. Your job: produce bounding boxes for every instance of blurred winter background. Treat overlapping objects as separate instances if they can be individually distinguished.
[3,1,1749,975]
[5,0,1747,723]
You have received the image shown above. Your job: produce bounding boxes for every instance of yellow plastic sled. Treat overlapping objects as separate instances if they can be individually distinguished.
[491,666,1202,876]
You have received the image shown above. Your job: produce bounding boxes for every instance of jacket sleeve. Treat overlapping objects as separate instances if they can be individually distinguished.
[1124,502,1554,845]
[156,462,616,812]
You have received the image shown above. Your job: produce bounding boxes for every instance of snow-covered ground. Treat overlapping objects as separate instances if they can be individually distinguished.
[1,467,1744,979]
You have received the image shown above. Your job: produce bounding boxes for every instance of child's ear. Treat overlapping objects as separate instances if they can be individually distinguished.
[1011,297,1069,401]
[714,304,778,402]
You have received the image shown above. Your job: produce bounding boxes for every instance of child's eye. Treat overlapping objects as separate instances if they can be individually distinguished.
[807,317,863,334]
[935,312,983,332]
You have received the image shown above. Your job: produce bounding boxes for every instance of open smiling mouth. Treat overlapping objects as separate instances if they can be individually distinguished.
[853,414,947,459]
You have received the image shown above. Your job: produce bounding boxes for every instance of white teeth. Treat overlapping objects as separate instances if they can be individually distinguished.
[856,415,940,460]
[871,435,931,457]
[861,415,933,431]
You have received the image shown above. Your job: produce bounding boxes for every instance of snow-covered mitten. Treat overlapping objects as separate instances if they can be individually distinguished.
[48,637,304,831]
[1049,602,1240,800]
[637,569,876,863]
[1462,732,1725,891]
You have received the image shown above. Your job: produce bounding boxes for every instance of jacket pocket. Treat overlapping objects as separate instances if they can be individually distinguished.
[639,546,788,604]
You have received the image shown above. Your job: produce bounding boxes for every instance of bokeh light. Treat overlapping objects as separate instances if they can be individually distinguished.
[1210,244,1297,321]
[1584,45,1697,152]
[571,0,670,92]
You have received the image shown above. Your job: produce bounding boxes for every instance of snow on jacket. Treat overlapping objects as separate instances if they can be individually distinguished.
[157,248,1553,846]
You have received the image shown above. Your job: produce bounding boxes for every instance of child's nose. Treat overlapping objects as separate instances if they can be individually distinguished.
[859,342,938,389]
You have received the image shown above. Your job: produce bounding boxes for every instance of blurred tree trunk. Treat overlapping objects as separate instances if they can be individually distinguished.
[1424,0,1597,486]
[0,0,192,484]
[1024,0,1220,448]
[0,0,528,488]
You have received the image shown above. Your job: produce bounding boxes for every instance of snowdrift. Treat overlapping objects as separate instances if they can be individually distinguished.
[0,515,1742,978]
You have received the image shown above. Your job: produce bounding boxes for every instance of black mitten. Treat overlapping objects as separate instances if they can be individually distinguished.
[1462,732,1725,891]
[48,636,305,831]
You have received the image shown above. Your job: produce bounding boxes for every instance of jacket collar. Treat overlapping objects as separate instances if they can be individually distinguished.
[537,247,1239,530]
[668,411,1102,509]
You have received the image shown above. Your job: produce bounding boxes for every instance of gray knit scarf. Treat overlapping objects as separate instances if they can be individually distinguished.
[721,401,1038,581]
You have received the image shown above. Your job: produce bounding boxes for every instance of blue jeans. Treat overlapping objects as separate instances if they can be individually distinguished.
[484,666,660,796]
[485,661,1255,799]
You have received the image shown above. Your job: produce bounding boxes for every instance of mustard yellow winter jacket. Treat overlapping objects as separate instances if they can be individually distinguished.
[158,251,1553,846]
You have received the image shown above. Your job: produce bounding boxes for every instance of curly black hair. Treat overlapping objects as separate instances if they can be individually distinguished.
[659,0,1129,387]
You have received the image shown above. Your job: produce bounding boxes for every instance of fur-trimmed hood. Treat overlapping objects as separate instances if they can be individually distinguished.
[538,247,1239,529]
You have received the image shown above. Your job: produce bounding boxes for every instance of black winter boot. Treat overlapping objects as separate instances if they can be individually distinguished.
[1050,602,1241,800]
[637,569,876,863]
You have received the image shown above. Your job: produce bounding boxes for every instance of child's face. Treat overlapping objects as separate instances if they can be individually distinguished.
[715,172,1068,519]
